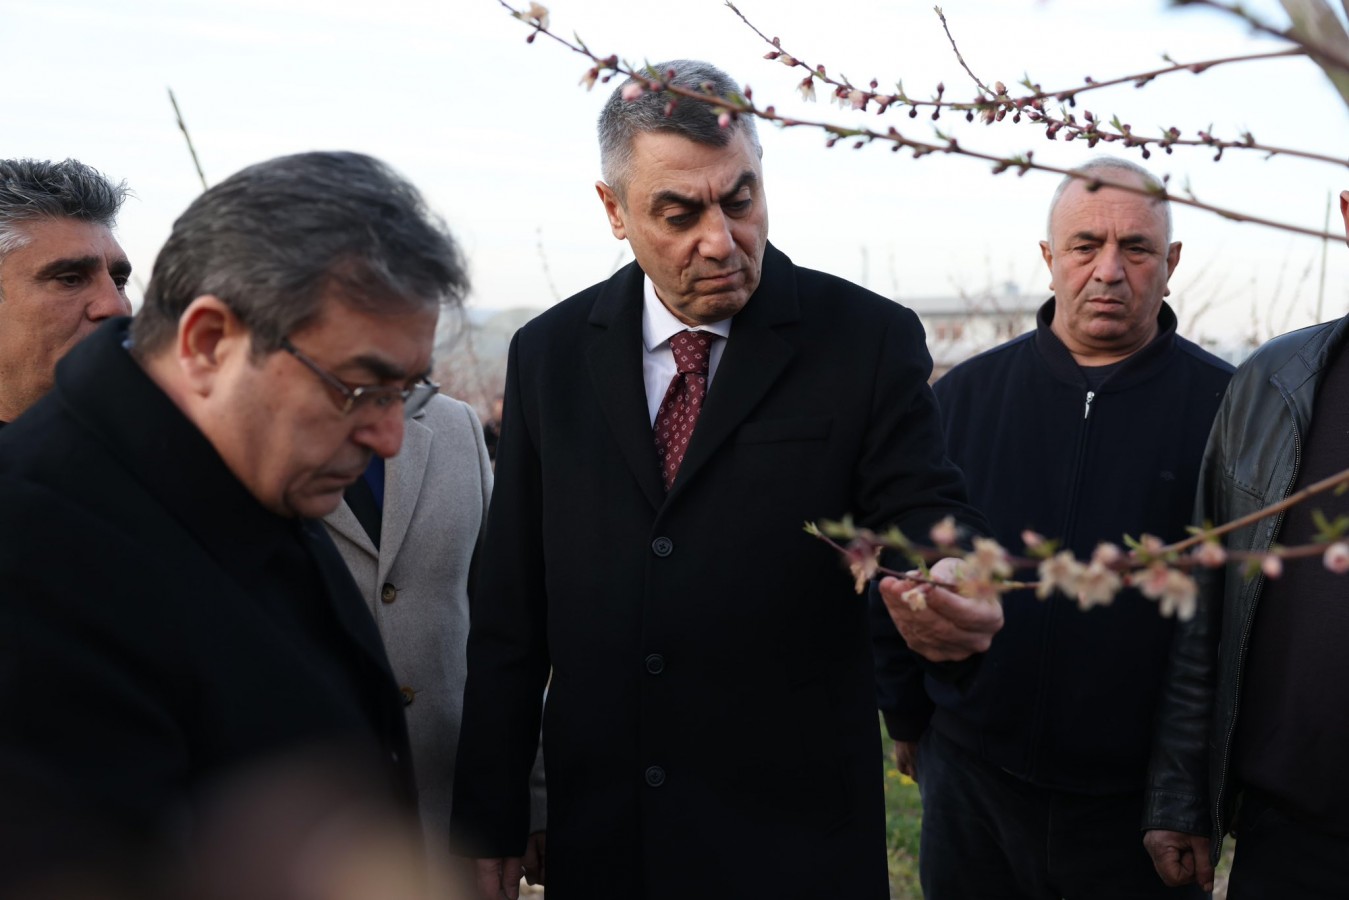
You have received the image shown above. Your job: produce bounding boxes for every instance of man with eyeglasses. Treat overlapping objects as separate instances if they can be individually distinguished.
[0,151,465,892]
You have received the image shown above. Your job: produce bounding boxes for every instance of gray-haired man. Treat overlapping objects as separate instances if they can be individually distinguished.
[0,158,131,427]
[450,59,988,900]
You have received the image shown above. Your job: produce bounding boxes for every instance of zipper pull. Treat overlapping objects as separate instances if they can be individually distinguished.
[1084,390,1095,420]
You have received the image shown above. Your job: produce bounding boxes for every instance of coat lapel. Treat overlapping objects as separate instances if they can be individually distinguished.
[301,519,400,684]
[378,412,432,581]
[325,500,376,558]
[587,261,666,511]
[667,244,799,501]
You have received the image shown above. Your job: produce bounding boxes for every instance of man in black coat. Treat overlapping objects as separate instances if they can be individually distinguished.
[874,158,1233,899]
[0,151,467,894]
[450,59,997,900]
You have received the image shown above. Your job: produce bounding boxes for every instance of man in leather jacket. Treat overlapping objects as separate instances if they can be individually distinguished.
[1145,190,1349,897]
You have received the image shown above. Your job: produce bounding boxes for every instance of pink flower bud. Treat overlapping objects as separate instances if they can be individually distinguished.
[1091,542,1122,566]
[929,516,958,548]
[1193,542,1227,568]
[621,83,644,102]
[1324,542,1349,574]
[524,2,550,27]
[1262,554,1283,579]
[717,111,732,128]
[1021,529,1045,550]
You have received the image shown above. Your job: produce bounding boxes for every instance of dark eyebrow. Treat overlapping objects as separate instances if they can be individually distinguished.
[110,256,133,279]
[1118,233,1156,246]
[338,353,432,385]
[649,170,758,213]
[343,354,409,382]
[33,256,101,280]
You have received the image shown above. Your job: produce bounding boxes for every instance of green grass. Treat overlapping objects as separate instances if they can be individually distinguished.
[880,730,924,899]
[880,724,1235,900]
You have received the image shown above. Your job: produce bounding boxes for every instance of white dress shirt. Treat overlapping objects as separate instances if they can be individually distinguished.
[640,275,733,425]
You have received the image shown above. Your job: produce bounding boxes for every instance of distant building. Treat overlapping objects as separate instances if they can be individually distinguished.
[904,284,1041,379]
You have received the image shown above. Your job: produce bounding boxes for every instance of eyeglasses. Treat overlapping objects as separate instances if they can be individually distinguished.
[280,337,439,419]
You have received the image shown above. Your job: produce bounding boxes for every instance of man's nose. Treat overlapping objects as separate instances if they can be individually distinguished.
[1092,243,1125,283]
[88,273,132,319]
[697,208,735,259]
[354,407,406,460]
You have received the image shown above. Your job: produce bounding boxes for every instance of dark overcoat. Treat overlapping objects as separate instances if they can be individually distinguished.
[451,245,978,898]
[0,321,413,882]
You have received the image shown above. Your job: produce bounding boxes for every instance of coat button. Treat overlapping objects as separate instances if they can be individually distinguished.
[645,653,665,675]
[651,537,674,557]
[644,765,666,787]
[381,583,398,604]
[400,686,415,706]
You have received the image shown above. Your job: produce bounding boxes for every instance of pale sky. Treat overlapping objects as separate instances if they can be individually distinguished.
[4,0,1348,345]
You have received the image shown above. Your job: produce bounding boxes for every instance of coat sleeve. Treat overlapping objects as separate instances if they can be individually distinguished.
[1143,392,1227,836]
[859,306,987,737]
[450,331,552,858]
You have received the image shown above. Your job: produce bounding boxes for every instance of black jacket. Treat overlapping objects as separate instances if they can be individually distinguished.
[0,320,414,884]
[877,300,1232,793]
[1145,314,1349,861]
[450,245,983,899]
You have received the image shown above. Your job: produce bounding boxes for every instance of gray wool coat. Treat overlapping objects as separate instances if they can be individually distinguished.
[324,393,545,840]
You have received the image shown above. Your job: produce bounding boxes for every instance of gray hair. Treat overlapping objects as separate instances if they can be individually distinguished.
[598,59,761,201]
[1045,157,1172,248]
[132,151,468,357]
[0,158,127,258]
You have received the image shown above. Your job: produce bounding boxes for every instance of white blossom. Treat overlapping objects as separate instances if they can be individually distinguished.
[1324,541,1349,574]
[1037,551,1084,600]
[929,516,958,548]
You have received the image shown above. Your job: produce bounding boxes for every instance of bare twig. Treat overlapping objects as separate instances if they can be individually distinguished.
[502,1,1341,241]
[1161,464,1349,555]
[167,88,208,192]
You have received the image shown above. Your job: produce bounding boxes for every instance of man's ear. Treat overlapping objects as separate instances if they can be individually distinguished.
[1340,190,1349,246]
[1162,241,1182,296]
[175,296,249,396]
[1039,240,1054,291]
[596,181,627,240]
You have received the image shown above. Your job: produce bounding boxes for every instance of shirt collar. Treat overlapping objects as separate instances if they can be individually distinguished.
[641,275,733,351]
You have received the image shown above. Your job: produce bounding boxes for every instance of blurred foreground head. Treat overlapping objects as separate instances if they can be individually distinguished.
[132,151,469,518]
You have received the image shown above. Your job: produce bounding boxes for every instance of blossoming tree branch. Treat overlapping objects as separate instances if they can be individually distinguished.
[503,0,1349,618]
[504,0,1348,241]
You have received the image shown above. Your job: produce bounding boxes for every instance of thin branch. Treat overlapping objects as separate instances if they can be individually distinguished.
[727,2,1341,169]
[1179,0,1349,75]
[1162,465,1349,555]
[167,88,208,192]
[534,226,562,303]
[935,5,995,97]
[503,1,1341,241]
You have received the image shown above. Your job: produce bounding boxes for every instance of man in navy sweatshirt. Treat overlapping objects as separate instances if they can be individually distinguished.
[874,157,1233,899]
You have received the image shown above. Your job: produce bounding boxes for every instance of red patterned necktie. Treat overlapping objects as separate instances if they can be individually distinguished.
[654,330,715,491]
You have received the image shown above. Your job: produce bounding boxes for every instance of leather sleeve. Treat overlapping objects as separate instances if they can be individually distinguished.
[1142,391,1227,836]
